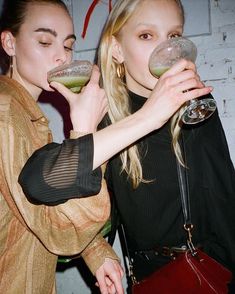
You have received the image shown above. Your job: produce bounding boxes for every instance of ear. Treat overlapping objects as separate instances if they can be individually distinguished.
[111,36,124,63]
[1,31,16,56]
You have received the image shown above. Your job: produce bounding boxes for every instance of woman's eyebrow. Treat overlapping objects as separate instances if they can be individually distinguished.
[34,28,57,37]
[34,28,76,41]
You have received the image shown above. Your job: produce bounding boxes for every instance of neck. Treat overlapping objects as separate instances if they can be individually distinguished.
[126,80,152,98]
[9,70,42,101]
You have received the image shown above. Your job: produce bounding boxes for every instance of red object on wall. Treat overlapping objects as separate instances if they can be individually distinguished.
[81,0,112,39]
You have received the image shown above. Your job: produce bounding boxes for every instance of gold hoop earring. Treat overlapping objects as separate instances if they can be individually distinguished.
[116,63,125,79]
[9,56,13,78]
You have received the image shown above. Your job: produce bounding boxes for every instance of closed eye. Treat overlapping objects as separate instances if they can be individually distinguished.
[64,46,73,52]
[39,41,51,47]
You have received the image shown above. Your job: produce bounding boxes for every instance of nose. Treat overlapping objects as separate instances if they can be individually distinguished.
[157,36,168,45]
[54,47,68,66]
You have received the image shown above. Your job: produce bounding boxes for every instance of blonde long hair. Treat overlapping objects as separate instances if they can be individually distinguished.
[98,0,185,188]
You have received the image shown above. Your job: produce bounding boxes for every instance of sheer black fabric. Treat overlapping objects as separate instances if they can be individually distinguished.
[19,134,102,205]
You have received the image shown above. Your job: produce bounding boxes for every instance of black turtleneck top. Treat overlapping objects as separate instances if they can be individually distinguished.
[106,91,235,276]
[106,91,185,251]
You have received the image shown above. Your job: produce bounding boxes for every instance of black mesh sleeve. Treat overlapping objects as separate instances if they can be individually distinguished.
[18,134,102,205]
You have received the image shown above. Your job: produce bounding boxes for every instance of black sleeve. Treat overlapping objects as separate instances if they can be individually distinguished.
[18,134,102,205]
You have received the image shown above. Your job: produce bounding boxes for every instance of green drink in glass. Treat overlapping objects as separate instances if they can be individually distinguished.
[48,60,92,93]
[150,66,170,78]
[148,37,216,124]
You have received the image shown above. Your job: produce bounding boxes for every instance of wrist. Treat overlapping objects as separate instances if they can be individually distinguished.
[134,107,162,133]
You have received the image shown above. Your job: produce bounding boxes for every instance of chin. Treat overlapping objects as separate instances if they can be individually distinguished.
[144,82,155,91]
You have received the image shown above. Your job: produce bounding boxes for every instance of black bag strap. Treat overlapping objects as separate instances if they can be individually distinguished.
[120,224,138,285]
[176,136,196,254]
[176,154,191,225]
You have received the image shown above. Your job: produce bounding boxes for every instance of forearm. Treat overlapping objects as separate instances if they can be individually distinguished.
[93,109,155,169]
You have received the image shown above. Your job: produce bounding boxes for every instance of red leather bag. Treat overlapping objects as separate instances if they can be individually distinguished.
[129,157,233,294]
[132,248,232,294]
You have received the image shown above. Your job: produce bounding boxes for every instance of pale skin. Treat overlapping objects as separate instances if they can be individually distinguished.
[1,1,212,294]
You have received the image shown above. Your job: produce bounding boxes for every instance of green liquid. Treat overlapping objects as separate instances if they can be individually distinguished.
[151,66,170,77]
[49,76,90,93]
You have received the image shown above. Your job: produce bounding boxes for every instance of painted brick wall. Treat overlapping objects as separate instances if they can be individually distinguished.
[193,0,235,164]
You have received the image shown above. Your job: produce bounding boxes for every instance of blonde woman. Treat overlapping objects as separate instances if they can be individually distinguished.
[99,0,235,292]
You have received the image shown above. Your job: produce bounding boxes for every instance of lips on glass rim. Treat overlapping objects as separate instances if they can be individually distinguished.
[47,60,92,93]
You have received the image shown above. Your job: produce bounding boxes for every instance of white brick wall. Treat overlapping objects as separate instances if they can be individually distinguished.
[0,1,233,293]
[192,0,235,164]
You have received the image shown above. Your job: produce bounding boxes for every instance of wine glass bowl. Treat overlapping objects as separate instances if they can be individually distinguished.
[149,37,216,124]
[149,37,197,77]
[48,60,92,93]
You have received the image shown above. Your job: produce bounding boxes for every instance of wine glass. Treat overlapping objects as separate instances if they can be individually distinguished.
[149,37,216,124]
[48,60,92,93]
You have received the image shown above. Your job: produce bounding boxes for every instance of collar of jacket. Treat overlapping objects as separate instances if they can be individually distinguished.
[0,75,48,124]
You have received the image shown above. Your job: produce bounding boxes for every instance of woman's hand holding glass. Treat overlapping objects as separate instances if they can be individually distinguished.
[141,58,213,130]
[49,65,108,134]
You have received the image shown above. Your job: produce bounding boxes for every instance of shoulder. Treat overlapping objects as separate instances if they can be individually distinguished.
[0,76,15,113]
[0,93,13,122]
[0,93,12,107]
[0,76,26,117]
[0,91,22,125]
